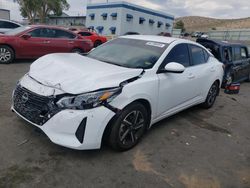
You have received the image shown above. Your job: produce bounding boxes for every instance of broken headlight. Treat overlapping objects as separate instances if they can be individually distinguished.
[56,87,121,110]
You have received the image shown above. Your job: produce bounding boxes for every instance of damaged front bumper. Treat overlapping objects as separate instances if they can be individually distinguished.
[12,105,115,150]
[11,80,116,150]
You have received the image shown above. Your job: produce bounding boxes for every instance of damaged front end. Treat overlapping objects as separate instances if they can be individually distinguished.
[12,70,145,126]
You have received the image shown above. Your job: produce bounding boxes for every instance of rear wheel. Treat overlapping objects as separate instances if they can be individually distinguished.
[0,45,14,64]
[201,82,219,109]
[109,102,148,151]
[94,40,102,48]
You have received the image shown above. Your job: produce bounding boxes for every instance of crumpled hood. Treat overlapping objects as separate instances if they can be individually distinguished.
[29,53,143,94]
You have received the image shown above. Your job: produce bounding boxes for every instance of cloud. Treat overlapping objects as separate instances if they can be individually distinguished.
[2,0,250,21]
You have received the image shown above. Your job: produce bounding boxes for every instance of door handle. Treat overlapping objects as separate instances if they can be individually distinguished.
[68,41,74,44]
[42,41,50,44]
[188,74,195,79]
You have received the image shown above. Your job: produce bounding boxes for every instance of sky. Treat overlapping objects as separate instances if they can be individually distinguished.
[1,0,250,21]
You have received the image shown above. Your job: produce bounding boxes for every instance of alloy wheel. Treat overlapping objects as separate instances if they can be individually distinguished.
[207,84,218,106]
[119,110,145,146]
[0,47,11,63]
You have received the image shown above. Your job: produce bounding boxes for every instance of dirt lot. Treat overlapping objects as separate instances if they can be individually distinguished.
[0,61,250,188]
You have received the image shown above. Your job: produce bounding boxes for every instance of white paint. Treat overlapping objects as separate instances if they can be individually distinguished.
[12,36,224,150]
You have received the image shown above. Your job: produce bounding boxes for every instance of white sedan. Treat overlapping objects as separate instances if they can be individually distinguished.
[12,35,224,151]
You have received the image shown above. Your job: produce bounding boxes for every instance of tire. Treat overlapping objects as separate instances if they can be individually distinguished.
[94,40,102,48]
[109,102,149,151]
[0,45,14,64]
[201,82,219,109]
[71,48,83,54]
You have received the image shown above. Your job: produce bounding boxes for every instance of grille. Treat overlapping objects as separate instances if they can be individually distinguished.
[13,85,56,126]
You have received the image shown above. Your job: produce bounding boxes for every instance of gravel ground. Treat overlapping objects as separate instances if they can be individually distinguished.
[0,60,250,188]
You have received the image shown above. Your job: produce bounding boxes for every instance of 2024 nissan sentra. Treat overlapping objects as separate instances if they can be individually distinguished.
[12,35,224,151]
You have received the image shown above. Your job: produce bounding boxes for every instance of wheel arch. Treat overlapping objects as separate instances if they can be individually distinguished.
[101,98,152,146]
[0,44,16,57]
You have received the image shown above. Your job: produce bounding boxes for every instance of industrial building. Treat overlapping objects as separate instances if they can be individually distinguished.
[0,8,10,20]
[86,1,174,36]
[48,13,86,26]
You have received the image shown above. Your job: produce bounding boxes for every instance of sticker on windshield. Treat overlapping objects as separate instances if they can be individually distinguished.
[146,42,165,48]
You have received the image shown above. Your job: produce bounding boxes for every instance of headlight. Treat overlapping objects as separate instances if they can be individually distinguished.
[56,87,121,110]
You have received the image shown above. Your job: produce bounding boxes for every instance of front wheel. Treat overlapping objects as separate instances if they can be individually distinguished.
[0,45,14,64]
[109,102,148,151]
[201,82,219,109]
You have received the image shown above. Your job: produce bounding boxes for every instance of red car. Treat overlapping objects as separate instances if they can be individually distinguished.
[75,30,107,47]
[0,25,93,64]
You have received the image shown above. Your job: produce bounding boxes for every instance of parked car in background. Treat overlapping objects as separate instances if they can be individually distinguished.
[0,25,93,64]
[197,38,250,86]
[124,31,140,35]
[191,31,203,38]
[0,19,22,34]
[200,33,209,38]
[12,35,223,151]
[75,30,107,47]
[158,32,172,37]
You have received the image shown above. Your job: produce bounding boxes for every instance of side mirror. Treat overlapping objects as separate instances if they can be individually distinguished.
[21,34,31,40]
[163,62,185,73]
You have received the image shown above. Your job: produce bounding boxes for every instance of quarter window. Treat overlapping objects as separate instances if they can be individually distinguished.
[190,45,206,65]
[163,44,190,67]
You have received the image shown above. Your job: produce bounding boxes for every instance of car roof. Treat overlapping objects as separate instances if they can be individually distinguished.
[120,35,197,45]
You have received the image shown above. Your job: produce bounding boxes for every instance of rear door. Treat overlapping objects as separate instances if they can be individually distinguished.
[45,29,77,53]
[232,46,250,81]
[188,44,215,97]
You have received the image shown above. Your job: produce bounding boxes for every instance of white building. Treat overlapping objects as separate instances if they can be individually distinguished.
[86,1,174,36]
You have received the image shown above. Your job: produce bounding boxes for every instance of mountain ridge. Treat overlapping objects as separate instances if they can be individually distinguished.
[175,16,250,32]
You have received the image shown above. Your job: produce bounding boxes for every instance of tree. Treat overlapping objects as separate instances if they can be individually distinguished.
[17,0,40,24]
[174,20,185,32]
[17,0,70,23]
[38,0,70,23]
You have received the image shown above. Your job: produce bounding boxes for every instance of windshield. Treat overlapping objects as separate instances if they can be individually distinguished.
[87,38,168,69]
[4,26,31,35]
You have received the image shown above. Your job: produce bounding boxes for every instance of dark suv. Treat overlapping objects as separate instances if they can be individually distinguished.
[197,38,250,86]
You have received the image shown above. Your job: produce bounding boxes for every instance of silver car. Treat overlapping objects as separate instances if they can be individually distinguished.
[0,19,22,33]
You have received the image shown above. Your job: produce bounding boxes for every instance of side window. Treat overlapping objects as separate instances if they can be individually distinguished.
[28,28,54,38]
[54,29,76,39]
[190,45,206,65]
[3,21,19,29]
[164,44,190,67]
[79,32,92,36]
[234,47,241,61]
[241,47,247,59]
